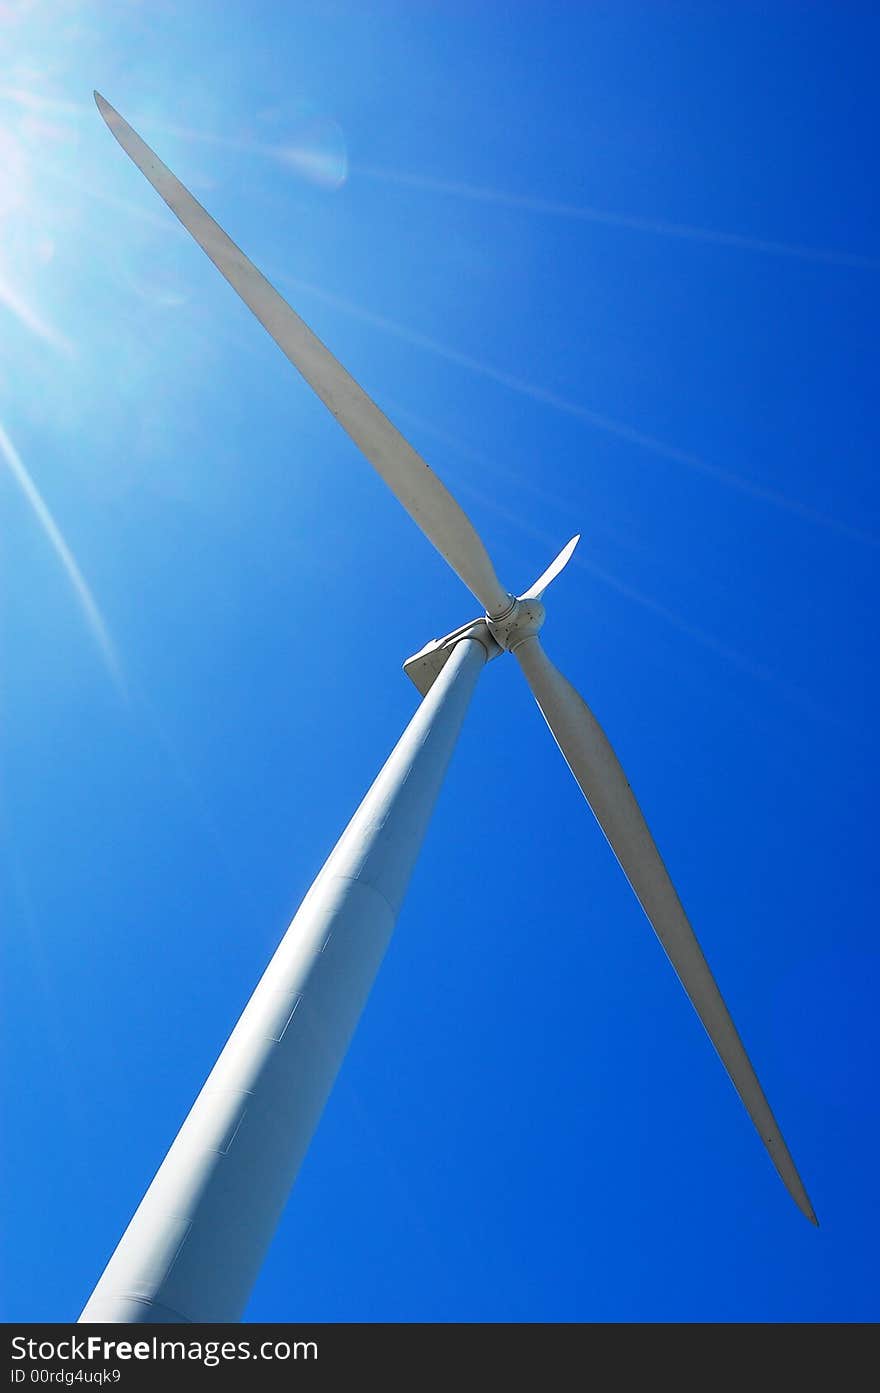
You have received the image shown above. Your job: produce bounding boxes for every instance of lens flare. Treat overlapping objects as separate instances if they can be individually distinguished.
[277,115,348,191]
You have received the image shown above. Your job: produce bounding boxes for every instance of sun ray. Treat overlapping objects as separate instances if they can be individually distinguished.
[357,165,880,272]
[277,275,879,549]
[0,269,74,355]
[0,86,86,118]
[0,420,125,693]
[40,156,182,233]
[441,460,842,729]
[363,392,840,728]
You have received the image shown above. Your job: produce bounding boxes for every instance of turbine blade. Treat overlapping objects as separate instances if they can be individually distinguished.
[514,634,817,1224]
[93,93,510,615]
[520,533,580,600]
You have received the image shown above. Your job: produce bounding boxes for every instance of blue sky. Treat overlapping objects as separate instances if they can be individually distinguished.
[1,1,878,1323]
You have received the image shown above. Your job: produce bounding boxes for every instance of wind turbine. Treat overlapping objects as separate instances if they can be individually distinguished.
[80,94,816,1325]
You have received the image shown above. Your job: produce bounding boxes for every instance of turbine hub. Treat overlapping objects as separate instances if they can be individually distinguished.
[487,596,546,652]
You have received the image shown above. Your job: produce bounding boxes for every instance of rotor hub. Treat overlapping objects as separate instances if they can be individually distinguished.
[487,596,546,652]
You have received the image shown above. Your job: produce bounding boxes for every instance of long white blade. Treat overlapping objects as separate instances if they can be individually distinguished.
[514,634,817,1224]
[94,93,511,616]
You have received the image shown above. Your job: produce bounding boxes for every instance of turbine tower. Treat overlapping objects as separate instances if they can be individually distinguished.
[80,94,816,1325]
